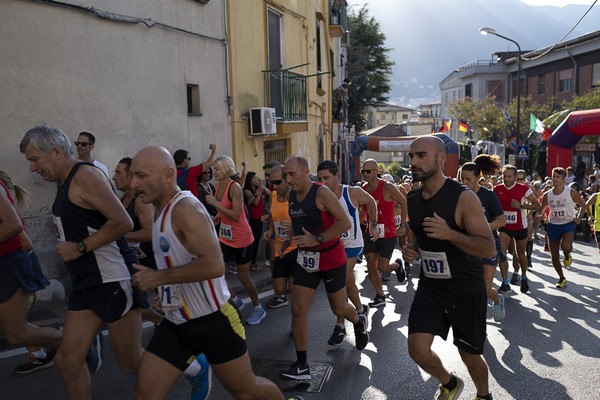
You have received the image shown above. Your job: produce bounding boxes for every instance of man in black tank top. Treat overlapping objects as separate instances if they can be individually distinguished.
[20,124,144,399]
[401,137,496,400]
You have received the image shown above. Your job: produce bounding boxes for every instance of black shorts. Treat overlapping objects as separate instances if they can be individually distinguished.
[293,263,346,293]
[499,227,528,241]
[0,250,48,303]
[408,286,487,355]
[220,242,252,265]
[146,301,247,370]
[273,249,298,279]
[68,280,138,323]
[363,236,397,259]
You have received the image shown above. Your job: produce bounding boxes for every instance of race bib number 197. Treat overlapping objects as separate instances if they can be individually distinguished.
[419,249,452,279]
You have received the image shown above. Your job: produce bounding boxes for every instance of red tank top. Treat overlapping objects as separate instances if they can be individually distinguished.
[363,180,396,238]
[0,181,23,256]
[217,180,254,248]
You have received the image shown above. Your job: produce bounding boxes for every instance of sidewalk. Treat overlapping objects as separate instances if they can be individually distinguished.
[0,260,276,355]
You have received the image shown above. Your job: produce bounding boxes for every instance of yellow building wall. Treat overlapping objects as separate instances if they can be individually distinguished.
[227,0,336,174]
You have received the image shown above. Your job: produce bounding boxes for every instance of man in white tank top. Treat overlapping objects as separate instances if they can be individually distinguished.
[129,146,286,400]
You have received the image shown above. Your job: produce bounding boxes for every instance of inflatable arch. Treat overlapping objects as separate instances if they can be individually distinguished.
[547,109,600,176]
[349,133,459,182]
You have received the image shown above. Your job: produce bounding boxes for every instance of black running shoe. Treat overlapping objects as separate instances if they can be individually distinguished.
[280,361,311,381]
[354,314,369,351]
[327,325,346,346]
[368,295,386,308]
[395,258,406,283]
[520,278,529,294]
[13,352,55,374]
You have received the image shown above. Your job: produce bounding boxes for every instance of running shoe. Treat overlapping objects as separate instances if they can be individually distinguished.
[404,261,411,277]
[267,295,288,309]
[327,325,346,346]
[395,258,406,283]
[435,375,464,400]
[287,396,304,400]
[380,272,391,281]
[280,361,311,381]
[520,278,529,294]
[359,304,369,330]
[246,305,266,325]
[555,277,567,288]
[492,294,505,323]
[13,351,55,374]
[497,283,512,294]
[368,295,386,308]
[474,395,494,400]
[86,333,103,374]
[234,296,244,310]
[186,354,212,400]
[564,253,572,267]
[510,273,520,285]
[354,314,369,350]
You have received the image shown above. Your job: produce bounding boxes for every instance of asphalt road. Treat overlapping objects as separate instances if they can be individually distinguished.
[1,238,599,399]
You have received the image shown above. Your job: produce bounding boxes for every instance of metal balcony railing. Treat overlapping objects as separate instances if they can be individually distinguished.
[263,69,307,121]
[330,2,347,31]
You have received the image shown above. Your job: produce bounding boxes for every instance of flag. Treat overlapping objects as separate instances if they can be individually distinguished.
[529,113,544,133]
[458,121,468,132]
[542,127,552,141]
[504,109,512,124]
[445,119,452,132]
[439,118,447,132]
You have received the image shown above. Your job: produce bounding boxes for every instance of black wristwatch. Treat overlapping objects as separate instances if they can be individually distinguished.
[76,241,88,254]
[316,234,324,245]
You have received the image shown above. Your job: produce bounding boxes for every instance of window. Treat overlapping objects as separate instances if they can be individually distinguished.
[465,83,472,98]
[267,9,283,115]
[402,114,408,120]
[187,84,201,116]
[593,63,600,87]
[538,74,545,95]
[559,69,572,93]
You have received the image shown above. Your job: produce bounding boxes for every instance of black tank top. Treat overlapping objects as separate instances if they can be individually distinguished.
[124,195,155,268]
[52,162,132,290]
[407,178,484,296]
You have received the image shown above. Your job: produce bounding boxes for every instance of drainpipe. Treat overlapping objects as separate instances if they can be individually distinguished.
[567,49,578,96]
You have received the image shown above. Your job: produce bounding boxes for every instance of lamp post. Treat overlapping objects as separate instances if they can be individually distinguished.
[480,27,522,167]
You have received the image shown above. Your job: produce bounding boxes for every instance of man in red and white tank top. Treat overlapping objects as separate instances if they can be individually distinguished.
[361,159,408,308]
[493,165,540,294]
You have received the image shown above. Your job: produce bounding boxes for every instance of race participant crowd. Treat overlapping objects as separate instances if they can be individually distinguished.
[1,123,599,400]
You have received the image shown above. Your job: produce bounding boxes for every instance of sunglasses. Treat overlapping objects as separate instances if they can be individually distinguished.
[74,141,92,147]
[361,169,374,174]
[271,179,284,185]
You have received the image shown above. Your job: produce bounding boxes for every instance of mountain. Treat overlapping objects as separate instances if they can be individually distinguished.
[360,0,600,105]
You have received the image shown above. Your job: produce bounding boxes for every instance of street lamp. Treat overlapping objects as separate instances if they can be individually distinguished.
[480,27,522,166]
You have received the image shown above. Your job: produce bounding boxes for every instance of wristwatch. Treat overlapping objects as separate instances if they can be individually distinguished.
[316,234,324,245]
[370,220,378,227]
[76,241,88,254]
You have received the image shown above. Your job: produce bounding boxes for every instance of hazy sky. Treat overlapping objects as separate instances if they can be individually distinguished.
[521,0,595,5]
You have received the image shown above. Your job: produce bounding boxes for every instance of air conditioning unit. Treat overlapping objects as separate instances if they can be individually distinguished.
[250,107,277,136]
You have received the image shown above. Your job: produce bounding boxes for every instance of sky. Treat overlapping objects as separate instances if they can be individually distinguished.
[521,0,595,5]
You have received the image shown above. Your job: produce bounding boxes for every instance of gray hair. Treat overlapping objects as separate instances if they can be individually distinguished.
[20,123,75,157]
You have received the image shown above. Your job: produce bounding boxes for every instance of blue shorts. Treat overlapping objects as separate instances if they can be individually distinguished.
[481,235,501,266]
[345,247,364,263]
[547,222,576,242]
[0,250,48,303]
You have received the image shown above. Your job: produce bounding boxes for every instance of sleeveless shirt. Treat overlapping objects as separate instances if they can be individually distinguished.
[408,179,485,296]
[52,162,131,290]
[363,180,396,238]
[0,181,23,256]
[270,191,297,257]
[153,191,230,325]
[547,186,577,225]
[216,180,253,248]
[124,195,155,267]
[338,185,363,249]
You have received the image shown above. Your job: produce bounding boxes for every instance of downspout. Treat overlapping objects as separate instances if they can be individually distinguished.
[566,49,579,96]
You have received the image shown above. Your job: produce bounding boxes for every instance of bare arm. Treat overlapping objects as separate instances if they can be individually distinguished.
[586,193,598,223]
[350,186,379,239]
[385,182,408,224]
[571,189,590,220]
[207,181,243,221]
[488,213,506,231]
[0,189,23,242]
[523,191,541,212]
[132,198,224,291]
[200,143,217,172]
[124,197,154,243]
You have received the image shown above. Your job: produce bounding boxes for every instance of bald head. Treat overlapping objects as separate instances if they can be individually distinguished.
[130,146,177,205]
[412,136,445,154]
[134,146,175,171]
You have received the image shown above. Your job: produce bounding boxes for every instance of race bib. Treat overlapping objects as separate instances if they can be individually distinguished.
[419,249,451,279]
[159,284,183,310]
[274,222,288,240]
[297,250,320,273]
[219,223,233,241]
[504,211,518,224]
[128,242,147,259]
[551,206,567,222]
[394,215,402,227]
[377,224,385,237]
[341,229,350,239]
[53,216,66,242]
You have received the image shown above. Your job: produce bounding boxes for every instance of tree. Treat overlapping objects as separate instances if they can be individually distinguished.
[346,6,394,133]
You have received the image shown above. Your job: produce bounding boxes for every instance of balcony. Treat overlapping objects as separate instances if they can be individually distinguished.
[329,2,347,38]
[263,69,308,134]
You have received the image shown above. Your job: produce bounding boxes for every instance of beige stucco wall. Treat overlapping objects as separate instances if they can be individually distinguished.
[227,0,334,173]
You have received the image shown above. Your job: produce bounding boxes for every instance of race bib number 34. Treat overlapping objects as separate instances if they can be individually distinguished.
[297,250,320,273]
[419,249,452,279]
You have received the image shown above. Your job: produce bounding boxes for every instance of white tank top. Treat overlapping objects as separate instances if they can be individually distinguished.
[547,187,576,225]
[338,185,364,249]
[153,191,230,325]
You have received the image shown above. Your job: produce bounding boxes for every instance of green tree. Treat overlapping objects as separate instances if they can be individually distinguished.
[347,6,394,133]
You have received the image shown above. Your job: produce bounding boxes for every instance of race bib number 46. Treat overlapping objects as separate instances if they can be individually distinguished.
[504,211,517,224]
[419,249,452,279]
[297,250,320,273]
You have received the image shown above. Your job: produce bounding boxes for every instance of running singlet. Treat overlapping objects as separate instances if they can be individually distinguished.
[493,183,531,230]
[408,179,484,296]
[124,194,155,266]
[216,180,253,248]
[270,191,297,258]
[52,162,131,290]
[247,194,264,220]
[338,185,363,249]
[594,194,600,232]
[176,164,203,197]
[475,186,504,238]
[547,187,576,225]
[0,181,23,256]
[362,180,396,238]
[289,182,347,271]
[153,191,230,325]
